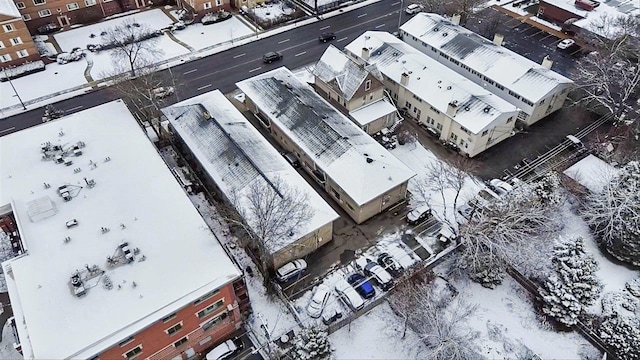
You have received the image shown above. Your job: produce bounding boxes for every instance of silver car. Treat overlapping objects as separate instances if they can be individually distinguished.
[307,284,331,318]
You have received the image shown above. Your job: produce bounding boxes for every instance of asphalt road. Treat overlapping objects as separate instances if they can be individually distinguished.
[0,1,413,135]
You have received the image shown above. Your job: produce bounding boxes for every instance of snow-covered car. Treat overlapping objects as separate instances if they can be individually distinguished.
[406,204,432,225]
[275,259,307,283]
[476,188,500,207]
[557,38,575,49]
[65,219,78,228]
[489,179,513,197]
[405,3,422,14]
[437,225,457,245]
[566,135,585,150]
[307,284,331,318]
[152,86,175,99]
[321,307,343,325]
[205,338,243,360]
[334,278,364,311]
[377,252,403,277]
[363,261,394,291]
[347,273,375,299]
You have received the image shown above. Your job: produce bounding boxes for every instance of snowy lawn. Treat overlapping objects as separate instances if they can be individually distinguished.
[170,17,255,50]
[251,2,297,22]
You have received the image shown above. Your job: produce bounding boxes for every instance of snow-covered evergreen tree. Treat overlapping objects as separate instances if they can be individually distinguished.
[290,327,332,360]
[531,172,563,206]
[551,237,603,306]
[599,315,640,360]
[582,161,640,266]
[540,275,582,326]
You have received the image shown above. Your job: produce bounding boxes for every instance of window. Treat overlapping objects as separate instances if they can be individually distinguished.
[33,0,45,4]
[165,322,183,336]
[196,299,224,319]
[118,337,135,347]
[451,133,458,141]
[330,187,340,200]
[201,312,228,331]
[460,127,470,135]
[0,41,4,49]
[199,336,212,346]
[17,49,28,58]
[38,9,51,17]
[203,1,211,8]
[495,84,504,91]
[1,54,12,63]
[85,0,96,5]
[539,99,546,105]
[481,130,488,137]
[67,2,79,10]
[162,313,177,322]
[3,24,14,32]
[215,0,222,5]
[436,123,443,131]
[174,336,188,348]
[193,289,219,306]
[123,345,142,360]
[22,14,31,20]
[364,79,371,91]
[16,1,26,8]
[10,37,22,45]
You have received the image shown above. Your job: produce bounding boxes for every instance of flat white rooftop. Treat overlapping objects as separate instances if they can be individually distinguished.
[236,67,416,206]
[401,13,573,102]
[0,100,241,359]
[345,32,518,134]
[162,90,339,253]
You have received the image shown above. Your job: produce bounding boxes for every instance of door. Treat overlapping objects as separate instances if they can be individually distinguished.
[58,16,69,27]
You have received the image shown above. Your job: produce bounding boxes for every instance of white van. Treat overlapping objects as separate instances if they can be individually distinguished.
[405,3,422,14]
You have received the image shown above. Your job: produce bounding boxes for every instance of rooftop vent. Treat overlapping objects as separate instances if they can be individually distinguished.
[433,27,439,32]
[442,32,448,37]
[366,157,373,163]
[464,106,470,111]
[483,106,491,113]
[446,86,452,90]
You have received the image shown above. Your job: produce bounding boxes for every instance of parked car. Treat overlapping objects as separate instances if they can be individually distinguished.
[377,252,403,277]
[66,219,78,228]
[282,152,300,168]
[557,38,575,49]
[566,134,585,150]
[489,178,513,197]
[334,278,364,311]
[321,307,343,325]
[347,273,375,299]
[363,261,394,291]
[205,338,243,360]
[263,51,283,64]
[275,259,307,282]
[405,3,422,14]
[437,225,457,245]
[406,204,432,225]
[152,86,175,99]
[319,32,336,42]
[307,284,331,318]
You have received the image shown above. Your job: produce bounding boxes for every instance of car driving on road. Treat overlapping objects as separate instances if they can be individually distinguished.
[262,51,283,63]
[319,32,336,42]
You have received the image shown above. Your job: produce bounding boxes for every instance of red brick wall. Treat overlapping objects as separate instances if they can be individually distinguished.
[537,1,584,24]
[99,281,241,360]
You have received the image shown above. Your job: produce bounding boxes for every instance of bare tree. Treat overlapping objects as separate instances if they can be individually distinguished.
[415,0,487,24]
[101,19,164,77]
[389,269,480,359]
[571,14,640,119]
[230,176,315,273]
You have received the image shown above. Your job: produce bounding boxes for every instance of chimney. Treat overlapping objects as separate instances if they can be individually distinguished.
[541,55,554,69]
[492,33,504,46]
[446,101,458,118]
[362,47,370,61]
[400,72,409,86]
[451,14,461,25]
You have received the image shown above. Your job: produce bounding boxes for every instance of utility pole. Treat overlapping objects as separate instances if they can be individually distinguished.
[3,68,26,110]
[397,0,405,32]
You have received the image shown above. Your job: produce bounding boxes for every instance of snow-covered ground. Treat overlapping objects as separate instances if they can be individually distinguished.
[170,17,255,51]
[250,2,297,22]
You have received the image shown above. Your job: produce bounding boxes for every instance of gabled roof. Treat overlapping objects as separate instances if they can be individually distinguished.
[344,32,518,134]
[236,67,416,206]
[162,90,339,253]
[0,0,20,18]
[401,13,573,102]
[313,45,382,101]
[0,100,240,359]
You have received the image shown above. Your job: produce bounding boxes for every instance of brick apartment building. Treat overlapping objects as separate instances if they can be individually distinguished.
[0,100,250,360]
[0,0,38,67]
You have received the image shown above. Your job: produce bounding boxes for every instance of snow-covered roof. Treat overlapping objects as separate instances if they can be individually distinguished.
[236,67,416,206]
[162,90,339,253]
[0,0,20,18]
[0,100,241,359]
[563,154,620,193]
[344,32,518,134]
[400,13,573,102]
[349,98,397,127]
[571,0,640,39]
[313,45,382,101]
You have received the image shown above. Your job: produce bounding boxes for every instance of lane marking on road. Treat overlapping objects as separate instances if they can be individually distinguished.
[232,53,246,58]
[197,84,212,90]
[375,23,385,28]
[0,127,15,134]
[278,38,290,44]
[66,105,83,112]
[337,37,348,42]
[357,13,367,18]
[183,69,197,74]
[249,67,262,73]
[391,1,399,4]
[320,25,331,30]
[295,51,307,57]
